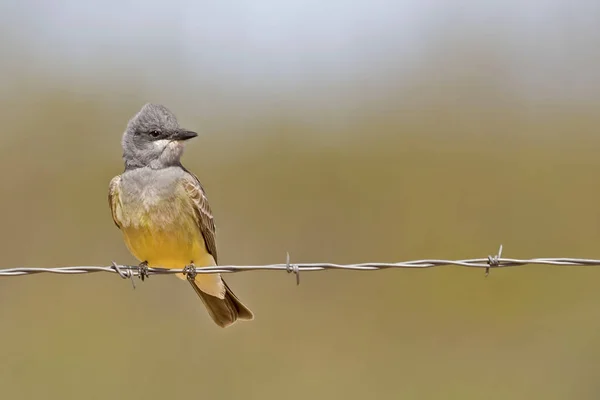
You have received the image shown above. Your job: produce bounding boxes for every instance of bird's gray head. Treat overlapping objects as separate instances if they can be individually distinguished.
[122,103,197,170]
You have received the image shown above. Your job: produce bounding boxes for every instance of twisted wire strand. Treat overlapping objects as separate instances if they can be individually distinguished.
[1,246,599,285]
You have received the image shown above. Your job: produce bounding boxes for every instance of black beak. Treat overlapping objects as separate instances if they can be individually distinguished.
[171,129,198,141]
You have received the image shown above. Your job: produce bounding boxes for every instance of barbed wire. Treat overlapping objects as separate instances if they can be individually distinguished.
[2,246,600,287]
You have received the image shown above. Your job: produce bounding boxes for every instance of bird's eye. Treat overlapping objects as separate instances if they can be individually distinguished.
[149,130,161,138]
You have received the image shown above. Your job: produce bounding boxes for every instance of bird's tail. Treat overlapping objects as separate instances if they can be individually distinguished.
[188,277,254,328]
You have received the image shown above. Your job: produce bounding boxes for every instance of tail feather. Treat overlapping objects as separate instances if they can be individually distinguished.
[188,277,254,328]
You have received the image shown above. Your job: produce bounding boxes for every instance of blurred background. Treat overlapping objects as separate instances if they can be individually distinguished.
[0,1,600,399]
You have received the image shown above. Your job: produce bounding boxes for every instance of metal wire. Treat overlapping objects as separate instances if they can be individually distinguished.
[1,245,600,286]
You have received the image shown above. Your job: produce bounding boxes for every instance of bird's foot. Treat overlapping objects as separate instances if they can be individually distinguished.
[183,263,197,281]
[138,261,149,281]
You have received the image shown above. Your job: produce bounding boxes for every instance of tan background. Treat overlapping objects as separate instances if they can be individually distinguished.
[1,2,600,399]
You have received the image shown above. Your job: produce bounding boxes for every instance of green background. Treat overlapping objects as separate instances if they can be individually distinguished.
[1,7,600,399]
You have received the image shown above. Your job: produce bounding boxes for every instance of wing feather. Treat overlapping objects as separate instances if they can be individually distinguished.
[181,170,218,263]
[108,175,123,229]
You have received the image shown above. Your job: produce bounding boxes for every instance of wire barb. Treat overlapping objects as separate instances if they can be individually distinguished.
[486,244,503,277]
[111,261,136,289]
[111,261,130,279]
[285,252,300,286]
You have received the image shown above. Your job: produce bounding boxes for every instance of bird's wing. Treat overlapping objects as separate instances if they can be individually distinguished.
[181,169,218,264]
[108,175,123,229]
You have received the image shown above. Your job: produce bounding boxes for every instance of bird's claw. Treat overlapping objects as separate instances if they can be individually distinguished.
[138,261,149,281]
[183,264,197,281]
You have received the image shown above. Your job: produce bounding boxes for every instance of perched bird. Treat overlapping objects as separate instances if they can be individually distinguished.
[108,103,253,327]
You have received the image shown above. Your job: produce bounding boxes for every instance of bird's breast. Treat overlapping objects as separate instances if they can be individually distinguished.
[116,172,206,268]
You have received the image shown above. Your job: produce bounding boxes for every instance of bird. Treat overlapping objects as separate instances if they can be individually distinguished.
[108,103,253,327]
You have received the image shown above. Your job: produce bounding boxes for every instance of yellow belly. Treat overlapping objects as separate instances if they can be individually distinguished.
[121,211,212,270]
